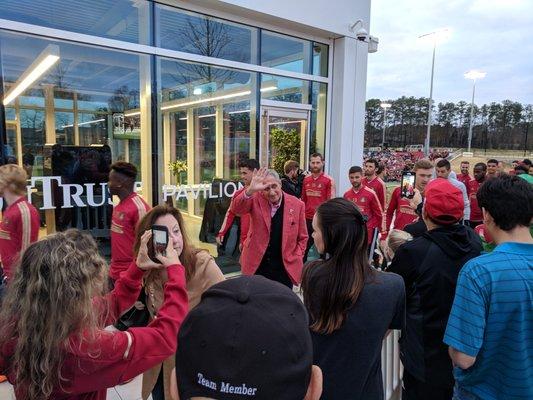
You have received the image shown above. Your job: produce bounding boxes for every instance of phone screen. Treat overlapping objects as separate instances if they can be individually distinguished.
[153,229,166,245]
[401,173,416,198]
[152,228,168,257]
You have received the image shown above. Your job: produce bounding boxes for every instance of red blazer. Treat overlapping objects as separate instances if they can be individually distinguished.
[231,190,308,284]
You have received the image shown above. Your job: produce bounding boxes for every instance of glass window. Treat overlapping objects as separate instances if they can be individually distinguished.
[78,113,108,146]
[5,107,16,121]
[157,58,257,262]
[156,5,257,64]
[0,0,152,44]
[310,82,327,157]
[223,101,251,180]
[261,74,309,104]
[19,89,45,107]
[261,31,311,74]
[0,30,151,258]
[54,90,74,109]
[312,42,329,77]
[55,112,75,144]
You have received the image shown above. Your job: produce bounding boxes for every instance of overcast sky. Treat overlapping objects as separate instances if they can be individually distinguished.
[366,0,533,105]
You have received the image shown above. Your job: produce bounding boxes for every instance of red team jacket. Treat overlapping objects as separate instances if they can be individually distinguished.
[362,176,387,209]
[217,187,250,246]
[343,186,385,243]
[0,197,40,281]
[386,186,418,232]
[109,193,151,281]
[0,262,188,400]
[456,173,472,191]
[230,191,308,284]
[301,173,333,220]
[467,179,483,222]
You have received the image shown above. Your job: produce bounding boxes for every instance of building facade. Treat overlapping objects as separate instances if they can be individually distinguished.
[0,0,372,270]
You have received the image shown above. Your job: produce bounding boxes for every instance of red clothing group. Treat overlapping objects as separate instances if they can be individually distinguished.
[301,173,333,220]
[343,186,385,242]
[0,197,40,281]
[109,193,151,281]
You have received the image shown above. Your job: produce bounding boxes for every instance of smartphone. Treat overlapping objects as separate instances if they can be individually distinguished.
[400,172,416,199]
[150,225,168,262]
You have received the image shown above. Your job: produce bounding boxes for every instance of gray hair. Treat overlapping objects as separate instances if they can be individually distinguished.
[266,169,281,182]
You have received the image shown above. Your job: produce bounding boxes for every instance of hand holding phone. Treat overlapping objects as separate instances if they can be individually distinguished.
[400,172,416,199]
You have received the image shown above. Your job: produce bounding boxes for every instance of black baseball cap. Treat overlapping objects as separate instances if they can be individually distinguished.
[176,275,313,400]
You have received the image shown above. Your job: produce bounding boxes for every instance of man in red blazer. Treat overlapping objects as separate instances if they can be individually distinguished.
[231,168,308,287]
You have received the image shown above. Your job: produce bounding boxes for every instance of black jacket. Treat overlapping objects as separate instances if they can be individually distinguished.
[388,224,482,388]
[281,173,304,198]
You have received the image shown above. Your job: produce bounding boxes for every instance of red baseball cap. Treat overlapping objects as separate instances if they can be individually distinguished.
[424,179,464,224]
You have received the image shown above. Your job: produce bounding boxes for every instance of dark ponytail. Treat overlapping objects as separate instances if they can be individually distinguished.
[302,198,374,334]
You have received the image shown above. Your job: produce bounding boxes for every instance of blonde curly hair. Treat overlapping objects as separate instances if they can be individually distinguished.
[0,230,108,400]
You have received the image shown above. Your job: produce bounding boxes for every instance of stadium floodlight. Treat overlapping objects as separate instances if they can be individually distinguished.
[418,28,451,156]
[380,103,392,148]
[464,70,487,152]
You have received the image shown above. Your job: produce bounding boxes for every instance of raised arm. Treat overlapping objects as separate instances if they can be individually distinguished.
[230,168,270,215]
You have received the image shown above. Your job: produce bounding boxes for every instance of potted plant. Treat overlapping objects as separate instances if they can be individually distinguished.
[269,127,301,175]
[168,159,188,185]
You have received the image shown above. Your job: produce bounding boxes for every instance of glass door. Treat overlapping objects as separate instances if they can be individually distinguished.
[260,106,310,172]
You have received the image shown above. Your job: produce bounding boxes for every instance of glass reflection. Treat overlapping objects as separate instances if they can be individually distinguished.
[261,31,311,74]
[0,0,151,44]
[0,30,149,256]
[156,4,257,64]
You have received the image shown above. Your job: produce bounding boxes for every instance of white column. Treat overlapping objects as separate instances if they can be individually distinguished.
[163,112,172,185]
[215,104,224,178]
[328,37,368,193]
[139,55,152,204]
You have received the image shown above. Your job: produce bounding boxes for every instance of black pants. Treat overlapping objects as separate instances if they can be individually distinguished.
[304,219,314,262]
[255,261,293,288]
[402,370,453,400]
[151,368,165,400]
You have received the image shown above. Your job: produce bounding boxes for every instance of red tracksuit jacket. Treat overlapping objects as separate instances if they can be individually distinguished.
[0,262,188,400]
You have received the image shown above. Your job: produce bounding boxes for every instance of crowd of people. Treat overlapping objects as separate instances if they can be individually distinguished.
[0,151,531,400]
[363,148,453,182]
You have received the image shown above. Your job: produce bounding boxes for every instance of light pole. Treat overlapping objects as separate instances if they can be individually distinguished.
[419,29,450,156]
[380,102,391,148]
[464,70,486,153]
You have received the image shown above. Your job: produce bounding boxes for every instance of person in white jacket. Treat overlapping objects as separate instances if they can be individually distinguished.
[435,159,471,222]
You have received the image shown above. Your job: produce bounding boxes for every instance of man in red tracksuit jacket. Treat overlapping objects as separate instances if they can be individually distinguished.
[0,164,40,282]
[216,159,259,251]
[343,166,386,244]
[301,153,335,261]
[362,158,387,209]
[108,162,151,282]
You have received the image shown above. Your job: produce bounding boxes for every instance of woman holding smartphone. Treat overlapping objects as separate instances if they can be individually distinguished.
[136,204,225,400]
[0,229,187,400]
[301,198,406,400]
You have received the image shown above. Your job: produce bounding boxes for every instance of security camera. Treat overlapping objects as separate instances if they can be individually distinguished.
[356,28,368,41]
[368,35,379,53]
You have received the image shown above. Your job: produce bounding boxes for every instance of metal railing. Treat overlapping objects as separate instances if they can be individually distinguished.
[382,330,403,400]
